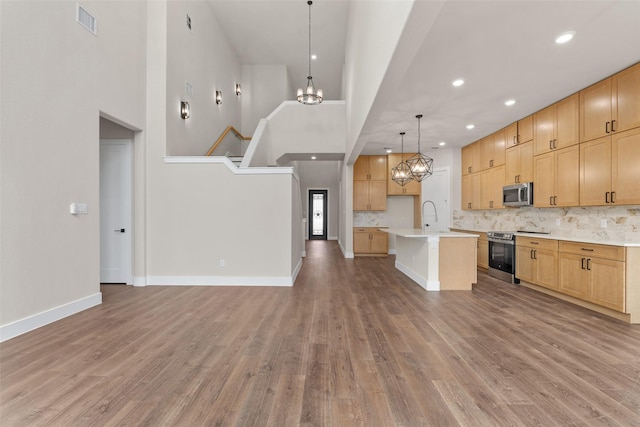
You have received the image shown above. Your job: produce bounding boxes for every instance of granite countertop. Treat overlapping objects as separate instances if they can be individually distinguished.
[380,228,479,238]
[450,228,640,247]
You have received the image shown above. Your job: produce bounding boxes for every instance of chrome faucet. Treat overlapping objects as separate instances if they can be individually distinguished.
[421,200,438,231]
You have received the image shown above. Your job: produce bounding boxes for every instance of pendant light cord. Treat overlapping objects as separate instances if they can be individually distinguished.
[416,114,423,153]
[308,1,312,78]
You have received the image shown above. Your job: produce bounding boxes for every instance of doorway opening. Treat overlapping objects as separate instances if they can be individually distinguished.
[309,189,328,240]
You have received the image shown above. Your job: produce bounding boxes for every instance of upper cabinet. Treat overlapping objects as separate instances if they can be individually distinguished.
[354,155,387,211]
[354,155,387,181]
[506,115,533,148]
[480,128,506,169]
[505,141,533,185]
[387,153,420,196]
[580,63,640,143]
[579,127,640,206]
[461,143,478,175]
[533,93,579,155]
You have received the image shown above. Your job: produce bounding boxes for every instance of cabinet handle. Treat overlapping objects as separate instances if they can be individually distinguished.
[516,175,520,183]
[553,139,557,149]
[550,196,553,206]
[553,196,558,206]
[490,201,493,208]
[605,192,610,204]
[530,241,539,245]
[611,120,616,132]
[534,250,537,260]
[530,249,534,259]
[611,191,616,203]
[513,135,517,146]
[468,166,472,173]
[586,258,592,271]
[581,257,586,269]
[606,121,610,134]
[581,248,594,252]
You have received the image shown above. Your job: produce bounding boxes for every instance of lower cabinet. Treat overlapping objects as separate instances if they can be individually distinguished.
[477,233,489,269]
[353,227,388,256]
[515,237,558,290]
[558,241,625,312]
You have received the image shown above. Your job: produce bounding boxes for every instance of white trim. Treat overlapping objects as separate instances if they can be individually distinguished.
[145,275,296,287]
[395,261,440,291]
[163,156,300,181]
[0,293,102,342]
[291,258,303,285]
[133,276,147,287]
[266,100,346,121]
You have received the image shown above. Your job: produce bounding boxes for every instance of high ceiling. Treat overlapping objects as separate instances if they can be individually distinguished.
[209,0,640,155]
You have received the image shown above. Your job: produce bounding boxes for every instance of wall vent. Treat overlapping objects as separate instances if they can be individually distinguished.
[76,4,97,35]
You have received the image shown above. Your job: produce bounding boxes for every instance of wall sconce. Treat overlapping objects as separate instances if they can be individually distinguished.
[180,101,190,119]
[235,83,242,96]
[215,90,222,105]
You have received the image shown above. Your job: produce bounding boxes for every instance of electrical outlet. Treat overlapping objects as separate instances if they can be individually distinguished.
[219,259,225,267]
[600,218,607,228]
[555,218,561,226]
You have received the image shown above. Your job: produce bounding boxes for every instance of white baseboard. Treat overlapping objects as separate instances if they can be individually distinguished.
[145,275,295,287]
[0,293,102,343]
[395,261,440,291]
[133,276,147,287]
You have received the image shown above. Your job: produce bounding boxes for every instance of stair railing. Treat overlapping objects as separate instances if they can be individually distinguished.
[205,126,252,157]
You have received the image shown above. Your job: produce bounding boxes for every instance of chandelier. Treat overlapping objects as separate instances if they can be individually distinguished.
[391,132,412,186]
[406,114,433,182]
[297,1,323,105]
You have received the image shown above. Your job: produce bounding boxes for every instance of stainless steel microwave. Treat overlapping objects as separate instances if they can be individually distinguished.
[503,182,533,207]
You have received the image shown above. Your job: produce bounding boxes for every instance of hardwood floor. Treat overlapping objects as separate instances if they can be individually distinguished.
[2,240,640,426]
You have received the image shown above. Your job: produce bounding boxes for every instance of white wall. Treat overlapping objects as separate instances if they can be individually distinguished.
[293,160,342,240]
[166,1,242,156]
[1,0,146,328]
[241,64,290,136]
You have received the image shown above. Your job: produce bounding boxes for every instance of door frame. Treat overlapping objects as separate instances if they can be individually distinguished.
[308,189,328,240]
[100,139,133,284]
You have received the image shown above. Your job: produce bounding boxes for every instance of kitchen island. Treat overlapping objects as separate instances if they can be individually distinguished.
[381,229,479,291]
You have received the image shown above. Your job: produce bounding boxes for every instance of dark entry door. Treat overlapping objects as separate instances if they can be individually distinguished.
[309,190,328,240]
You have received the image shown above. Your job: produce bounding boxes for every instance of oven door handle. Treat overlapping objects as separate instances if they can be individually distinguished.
[488,238,514,245]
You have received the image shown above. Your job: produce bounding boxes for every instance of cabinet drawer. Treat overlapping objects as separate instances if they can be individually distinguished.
[559,241,624,261]
[516,236,558,251]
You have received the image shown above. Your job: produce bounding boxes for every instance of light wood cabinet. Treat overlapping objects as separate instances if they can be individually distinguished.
[387,153,420,196]
[477,233,488,270]
[479,129,506,170]
[479,166,505,209]
[353,227,388,255]
[533,145,580,207]
[506,115,533,148]
[558,241,625,312]
[580,127,640,206]
[580,62,640,143]
[461,143,478,175]
[354,156,387,211]
[533,93,579,155]
[505,141,533,185]
[354,155,387,181]
[516,237,558,290]
[461,172,481,210]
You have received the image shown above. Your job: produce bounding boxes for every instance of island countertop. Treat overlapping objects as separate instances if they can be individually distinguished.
[381,228,479,238]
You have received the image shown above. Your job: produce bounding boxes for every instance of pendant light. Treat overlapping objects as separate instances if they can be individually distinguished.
[406,114,433,182]
[297,1,323,105]
[391,132,412,186]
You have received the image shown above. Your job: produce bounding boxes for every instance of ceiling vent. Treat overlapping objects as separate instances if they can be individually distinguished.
[76,4,97,35]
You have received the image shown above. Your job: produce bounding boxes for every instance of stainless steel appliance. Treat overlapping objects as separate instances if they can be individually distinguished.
[487,231,518,284]
[503,182,533,207]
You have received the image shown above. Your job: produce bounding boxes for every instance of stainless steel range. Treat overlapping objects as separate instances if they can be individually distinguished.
[487,231,519,284]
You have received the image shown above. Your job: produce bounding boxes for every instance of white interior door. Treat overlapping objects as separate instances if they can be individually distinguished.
[100,139,132,284]
[422,168,451,231]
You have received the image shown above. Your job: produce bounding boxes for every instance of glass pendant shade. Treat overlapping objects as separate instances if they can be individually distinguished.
[407,114,433,182]
[391,132,412,186]
[297,1,323,105]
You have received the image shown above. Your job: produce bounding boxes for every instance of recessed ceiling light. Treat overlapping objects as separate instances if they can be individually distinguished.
[311,54,317,60]
[555,31,575,44]
[311,156,317,160]
[439,141,446,146]
[385,148,393,153]
[466,124,475,130]
[505,99,516,106]
[452,78,465,87]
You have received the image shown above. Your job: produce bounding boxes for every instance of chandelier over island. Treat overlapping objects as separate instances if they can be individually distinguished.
[405,114,434,182]
[391,132,412,186]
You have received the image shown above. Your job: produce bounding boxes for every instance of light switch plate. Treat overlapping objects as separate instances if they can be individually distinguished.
[70,203,88,215]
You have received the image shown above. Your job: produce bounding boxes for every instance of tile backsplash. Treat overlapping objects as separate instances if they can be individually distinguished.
[452,205,640,242]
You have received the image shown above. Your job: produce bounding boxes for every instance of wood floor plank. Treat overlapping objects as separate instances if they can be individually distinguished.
[2,240,640,426]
